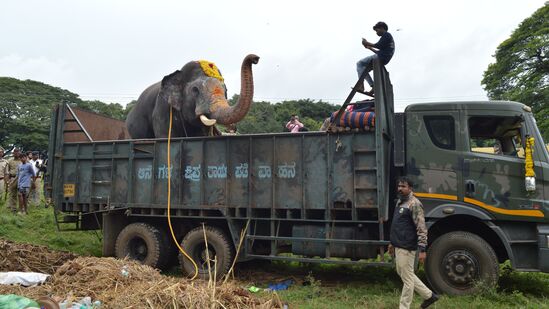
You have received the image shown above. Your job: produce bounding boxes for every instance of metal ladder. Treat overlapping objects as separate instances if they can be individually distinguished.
[90,143,115,209]
[329,67,374,129]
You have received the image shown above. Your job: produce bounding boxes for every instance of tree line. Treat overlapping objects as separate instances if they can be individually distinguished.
[0,77,129,151]
[0,77,339,150]
[481,3,548,138]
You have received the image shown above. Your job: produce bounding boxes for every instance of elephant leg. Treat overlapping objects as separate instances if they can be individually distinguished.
[152,109,171,138]
[127,116,155,139]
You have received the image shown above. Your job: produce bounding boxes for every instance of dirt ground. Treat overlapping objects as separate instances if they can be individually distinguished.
[0,239,281,308]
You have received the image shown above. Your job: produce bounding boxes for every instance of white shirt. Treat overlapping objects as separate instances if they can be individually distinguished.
[29,159,42,175]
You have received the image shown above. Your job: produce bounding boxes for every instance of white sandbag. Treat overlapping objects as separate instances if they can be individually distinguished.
[0,271,50,286]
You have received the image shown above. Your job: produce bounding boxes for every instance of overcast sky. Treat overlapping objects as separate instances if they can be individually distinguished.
[0,0,545,111]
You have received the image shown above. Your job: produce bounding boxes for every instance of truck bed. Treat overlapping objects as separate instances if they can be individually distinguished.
[54,131,385,220]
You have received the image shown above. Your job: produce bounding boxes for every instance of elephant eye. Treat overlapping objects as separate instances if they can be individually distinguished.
[191,86,199,96]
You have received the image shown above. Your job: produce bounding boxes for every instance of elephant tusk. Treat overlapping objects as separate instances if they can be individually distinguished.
[200,115,217,126]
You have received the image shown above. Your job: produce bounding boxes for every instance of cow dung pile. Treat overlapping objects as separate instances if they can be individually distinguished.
[0,239,77,274]
[0,240,280,308]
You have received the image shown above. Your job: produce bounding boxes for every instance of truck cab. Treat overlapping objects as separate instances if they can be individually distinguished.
[404,101,548,294]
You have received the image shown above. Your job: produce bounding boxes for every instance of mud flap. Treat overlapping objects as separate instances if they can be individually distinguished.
[102,212,129,256]
[538,224,549,272]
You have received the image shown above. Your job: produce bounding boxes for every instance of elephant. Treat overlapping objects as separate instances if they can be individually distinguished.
[126,54,260,138]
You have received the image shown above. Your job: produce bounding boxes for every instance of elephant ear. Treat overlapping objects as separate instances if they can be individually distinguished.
[160,70,186,111]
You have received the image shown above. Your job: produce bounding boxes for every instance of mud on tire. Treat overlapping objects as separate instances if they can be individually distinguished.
[178,226,235,279]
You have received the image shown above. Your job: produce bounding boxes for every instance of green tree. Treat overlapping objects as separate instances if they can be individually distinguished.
[0,77,127,151]
[536,107,549,139]
[124,100,138,118]
[272,99,335,128]
[237,101,283,133]
[481,3,549,140]
[0,78,82,150]
[78,100,126,120]
[231,95,338,133]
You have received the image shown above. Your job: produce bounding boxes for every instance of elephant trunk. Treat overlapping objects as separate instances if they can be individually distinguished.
[211,54,259,125]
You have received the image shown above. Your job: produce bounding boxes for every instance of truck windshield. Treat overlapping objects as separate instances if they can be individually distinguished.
[531,115,549,162]
[469,116,524,158]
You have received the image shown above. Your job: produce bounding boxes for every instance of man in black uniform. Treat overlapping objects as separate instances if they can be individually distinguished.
[356,21,395,96]
[389,177,439,309]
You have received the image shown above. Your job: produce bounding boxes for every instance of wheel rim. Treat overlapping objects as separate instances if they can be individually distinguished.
[441,249,479,289]
[128,237,148,262]
[194,244,217,270]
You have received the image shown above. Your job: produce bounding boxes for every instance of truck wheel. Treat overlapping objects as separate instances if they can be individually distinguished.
[425,231,499,295]
[178,226,235,279]
[115,223,169,270]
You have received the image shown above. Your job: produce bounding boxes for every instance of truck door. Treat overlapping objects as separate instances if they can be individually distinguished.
[406,110,461,199]
[463,111,545,220]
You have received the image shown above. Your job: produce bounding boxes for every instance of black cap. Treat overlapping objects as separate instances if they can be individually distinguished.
[373,21,388,31]
[32,151,39,155]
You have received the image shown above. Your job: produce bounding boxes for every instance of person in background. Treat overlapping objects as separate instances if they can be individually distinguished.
[17,153,36,215]
[0,147,8,203]
[7,148,22,213]
[28,151,42,206]
[493,140,503,155]
[224,124,238,135]
[286,115,304,133]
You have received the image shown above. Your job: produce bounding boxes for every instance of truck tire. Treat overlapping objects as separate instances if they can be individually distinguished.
[425,231,499,295]
[115,223,170,270]
[178,226,235,279]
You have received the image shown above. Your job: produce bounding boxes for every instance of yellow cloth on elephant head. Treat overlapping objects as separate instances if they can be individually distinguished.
[198,60,224,82]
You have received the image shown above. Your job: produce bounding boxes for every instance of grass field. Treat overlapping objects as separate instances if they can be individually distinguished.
[1,200,549,308]
[238,261,549,308]
[0,199,101,256]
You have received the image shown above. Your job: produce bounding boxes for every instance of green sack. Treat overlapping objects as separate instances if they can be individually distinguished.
[0,294,40,309]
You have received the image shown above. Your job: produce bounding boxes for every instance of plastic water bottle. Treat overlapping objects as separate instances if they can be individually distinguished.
[121,265,129,277]
[76,296,92,309]
[80,297,92,306]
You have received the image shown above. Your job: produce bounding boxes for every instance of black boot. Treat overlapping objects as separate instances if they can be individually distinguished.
[420,293,439,308]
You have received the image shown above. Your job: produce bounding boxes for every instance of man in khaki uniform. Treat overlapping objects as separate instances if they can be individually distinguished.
[389,177,439,309]
[0,147,9,203]
[7,148,22,212]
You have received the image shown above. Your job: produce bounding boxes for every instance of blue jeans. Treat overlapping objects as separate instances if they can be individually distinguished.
[356,54,377,87]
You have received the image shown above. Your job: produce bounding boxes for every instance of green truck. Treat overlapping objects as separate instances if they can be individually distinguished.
[45,61,548,295]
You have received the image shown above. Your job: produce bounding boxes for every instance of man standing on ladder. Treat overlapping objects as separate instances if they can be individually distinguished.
[356,21,395,96]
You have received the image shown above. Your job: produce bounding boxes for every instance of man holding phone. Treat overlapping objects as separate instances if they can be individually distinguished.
[286,115,304,133]
[356,21,395,96]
